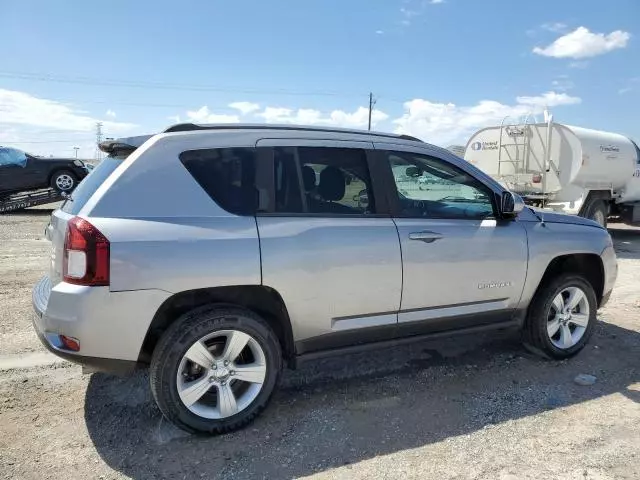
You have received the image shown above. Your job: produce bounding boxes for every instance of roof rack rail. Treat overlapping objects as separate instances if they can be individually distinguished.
[163,123,424,143]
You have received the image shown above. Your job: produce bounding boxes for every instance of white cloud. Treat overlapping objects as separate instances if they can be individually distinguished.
[516,91,581,107]
[256,106,388,128]
[375,30,384,35]
[533,27,630,59]
[0,88,136,157]
[167,114,181,123]
[569,60,589,69]
[229,101,260,115]
[0,88,135,133]
[399,0,442,25]
[541,22,567,33]
[551,77,574,91]
[185,106,240,123]
[393,91,581,145]
[105,109,116,118]
[618,77,640,95]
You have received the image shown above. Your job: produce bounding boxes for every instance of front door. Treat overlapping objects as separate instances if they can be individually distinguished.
[375,144,528,334]
[255,139,402,354]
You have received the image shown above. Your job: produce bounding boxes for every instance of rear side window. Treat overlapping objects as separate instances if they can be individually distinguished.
[179,148,262,215]
[274,146,376,215]
[61,156,122,214]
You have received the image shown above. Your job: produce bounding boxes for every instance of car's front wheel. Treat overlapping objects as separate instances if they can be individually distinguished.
[523,274,597,359]
[50,170,77,192]
[150,306,282,434]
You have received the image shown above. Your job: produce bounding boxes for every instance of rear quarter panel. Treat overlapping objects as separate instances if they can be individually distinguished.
[81,131,263,294]
[89,216,261,293]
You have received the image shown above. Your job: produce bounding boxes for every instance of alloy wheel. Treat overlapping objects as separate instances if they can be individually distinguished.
[546,286,590,349]
[176,330,267,419]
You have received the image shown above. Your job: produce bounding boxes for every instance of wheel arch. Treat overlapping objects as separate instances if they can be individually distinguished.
[535,253,605,307]
[138,285,296,367]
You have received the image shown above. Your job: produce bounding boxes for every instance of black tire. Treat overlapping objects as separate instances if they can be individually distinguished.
[50,170,77,192]
[584,199,608,228]
[522,274,597,359]
[150,306,282,434]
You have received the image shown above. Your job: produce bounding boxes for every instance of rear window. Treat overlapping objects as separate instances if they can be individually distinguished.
[179,148,263,215]
[61,156,123,214]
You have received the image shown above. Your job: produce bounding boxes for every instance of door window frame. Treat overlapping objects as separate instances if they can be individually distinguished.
[255,139,392,217]
[370,146,501,220]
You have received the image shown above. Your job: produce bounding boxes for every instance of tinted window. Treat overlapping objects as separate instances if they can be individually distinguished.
[61,156,122,214]
[274,146,375,215]
[386,151,495,220]
[180,148,262,216]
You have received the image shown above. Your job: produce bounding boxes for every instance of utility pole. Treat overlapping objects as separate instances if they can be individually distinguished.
[95,122,103,162]
[367,92,377,131]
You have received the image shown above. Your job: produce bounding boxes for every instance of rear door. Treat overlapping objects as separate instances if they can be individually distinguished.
[255,139,402,354]
[374,143,528,334]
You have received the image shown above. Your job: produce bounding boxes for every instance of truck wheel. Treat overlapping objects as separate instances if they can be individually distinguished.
[584,199,608,228]
[50,170,77,192]
[150,306,282,434]
[522,274,597,359]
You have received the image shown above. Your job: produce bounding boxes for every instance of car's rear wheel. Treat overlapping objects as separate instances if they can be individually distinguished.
[50,170,77,192]
[523,274,597,359]
[150,306,282,434]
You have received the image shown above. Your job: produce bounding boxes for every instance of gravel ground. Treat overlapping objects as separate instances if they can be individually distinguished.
[0,207,639,480]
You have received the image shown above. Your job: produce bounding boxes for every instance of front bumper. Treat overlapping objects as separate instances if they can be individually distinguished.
[599,244,618,308]
[32,275,171,374]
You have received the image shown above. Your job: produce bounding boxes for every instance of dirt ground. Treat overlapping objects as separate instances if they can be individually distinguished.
[0,206,639,480]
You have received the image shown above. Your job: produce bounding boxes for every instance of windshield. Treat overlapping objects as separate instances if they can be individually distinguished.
[61,156,123,214]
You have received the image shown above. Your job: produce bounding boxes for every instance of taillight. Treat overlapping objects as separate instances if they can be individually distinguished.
[532,174,542,184]
[63,217,110,286]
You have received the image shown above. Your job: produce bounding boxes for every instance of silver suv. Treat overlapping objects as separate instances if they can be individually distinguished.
[32,124,618,434]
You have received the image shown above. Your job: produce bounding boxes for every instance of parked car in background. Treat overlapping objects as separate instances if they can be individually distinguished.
[33,124,617,435]
[0,147,90,197]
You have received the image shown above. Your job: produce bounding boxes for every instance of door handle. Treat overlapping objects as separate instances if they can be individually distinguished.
[408,231,443,243]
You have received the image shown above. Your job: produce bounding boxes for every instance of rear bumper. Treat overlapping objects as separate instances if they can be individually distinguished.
[31,314,138,374]
[32,275,171,373]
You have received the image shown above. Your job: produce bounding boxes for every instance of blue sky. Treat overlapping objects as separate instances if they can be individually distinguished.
[0,0,638,157]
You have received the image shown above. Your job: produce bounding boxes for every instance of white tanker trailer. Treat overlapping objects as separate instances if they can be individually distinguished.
[463,114,640,227]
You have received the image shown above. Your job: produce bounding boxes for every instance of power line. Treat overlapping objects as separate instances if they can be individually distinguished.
[0,70,366,99]
[3,139,93,144]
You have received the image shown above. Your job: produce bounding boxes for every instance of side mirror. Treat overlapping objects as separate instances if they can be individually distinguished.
[405,166,421,177]
[501,191,525,218]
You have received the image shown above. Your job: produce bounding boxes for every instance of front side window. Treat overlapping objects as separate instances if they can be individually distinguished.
[386,151,495,220]
[180,148,261,215]
[274,146,375,215]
